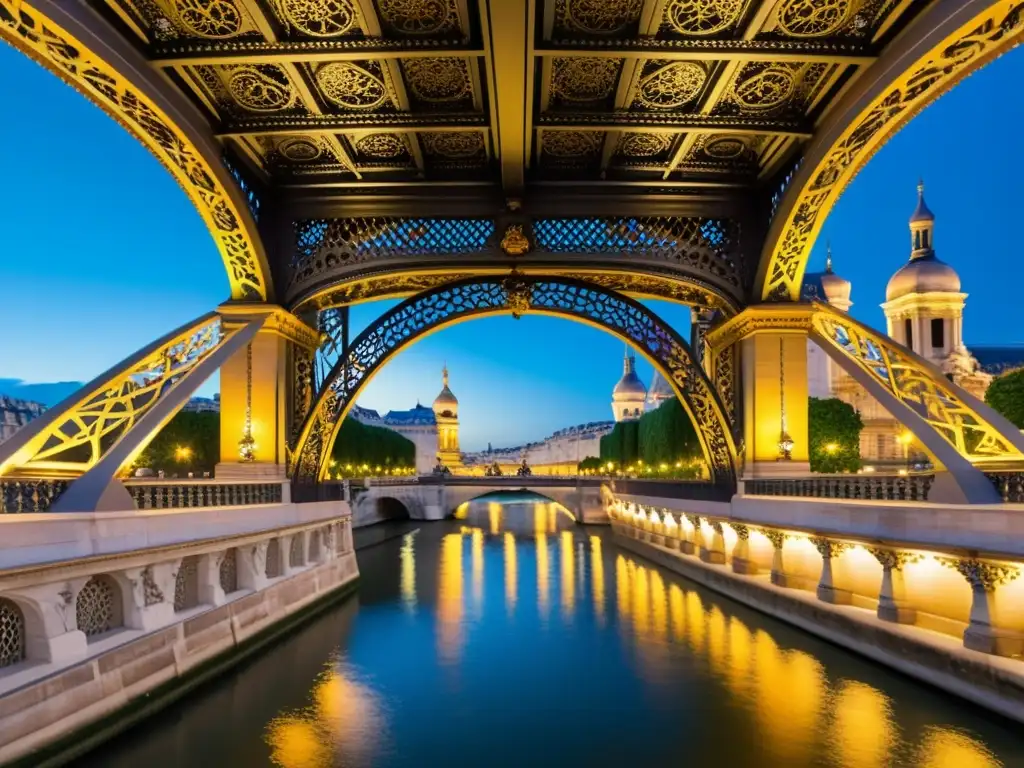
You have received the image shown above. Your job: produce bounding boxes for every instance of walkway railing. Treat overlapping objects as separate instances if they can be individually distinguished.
[0,478,70,514]
[609,478,734,502]
[744,474,934,501]
[985,472,1024,503]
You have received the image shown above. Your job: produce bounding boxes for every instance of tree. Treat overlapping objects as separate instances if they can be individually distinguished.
[330,418,415,472]
[985,369,1024,429]
[808,397,862,473]
[134,411,219,476]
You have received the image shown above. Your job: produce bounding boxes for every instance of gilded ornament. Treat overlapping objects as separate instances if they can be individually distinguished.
[777,0,855,38]
[403,58,471,103]
[377,0,456,34]
[502,273,532,318]
[560,0,643,34]
[315,62,389,109]
[635,61,706,109]
[500,225,530,256]
[543,131,603,157]
[275,0,357,36]
[551,57,620,103]
[355,134,407,158]
[733,66,795,110]
[420,132,484,158]
[227,65,294,112]
[665,0,745,35]
[704,136,747,159]
[173,0,243,38]
[279,137,322,162]
[939,557,1020,591]
[619,133,672,157]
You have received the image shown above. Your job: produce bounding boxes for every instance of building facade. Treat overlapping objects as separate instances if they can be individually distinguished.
[350,404,438,475]
[432,366,462,469]
[0,396,45,444]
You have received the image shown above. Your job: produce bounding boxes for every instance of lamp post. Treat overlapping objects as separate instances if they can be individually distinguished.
[777,338,793,461]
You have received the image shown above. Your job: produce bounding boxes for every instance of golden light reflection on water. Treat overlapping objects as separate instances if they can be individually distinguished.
[536,531,550,619]
[399,533,416,610]
[471,528,484,615]
[560,531,575,620]
[590,536,605,626]
[437,532,464,662]
[504,532,517,614]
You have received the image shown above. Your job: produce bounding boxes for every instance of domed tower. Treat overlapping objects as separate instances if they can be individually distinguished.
[611,350,647,422]
[881,181,965,366]
[432,365,462,469]
[806,244,853,398]
[819,244,852,312]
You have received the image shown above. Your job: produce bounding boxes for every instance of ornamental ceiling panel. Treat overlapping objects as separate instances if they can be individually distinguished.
[257,134,352,172]
[630,60,710,112]
[371,0,466,37]
[111,0,265,41]
[266,0,365,38]
[758,0,903,41]
[658,0,753,38]
[307,61,400,111]
[400,57,477,110]
[194,64,305,116]
[712,61,835,118]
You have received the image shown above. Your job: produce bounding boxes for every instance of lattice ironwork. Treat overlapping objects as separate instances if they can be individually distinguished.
[0,315,233,477]
[532,217,742,288]
[293,276,737,485]
[0,598,25,669]
[812,309,1024,464]
[174,556,200,611]
[712,344,737,426]
[223,153,261,222]
[220,548,239,593]
[291,217,496,288]
[289,534,305,567]
[76,576,122,638]
[1,479,69,513]
[266,538,283,577]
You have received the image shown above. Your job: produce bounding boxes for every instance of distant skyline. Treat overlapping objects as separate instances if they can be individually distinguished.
[1,46,1022,450]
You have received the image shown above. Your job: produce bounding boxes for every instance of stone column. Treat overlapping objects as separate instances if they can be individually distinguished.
[239,541,270,591]
[699,520,726,564]
[730,523,758,574]
[198,552,227,607]
[5,580,90,663]
[811,537,851,604]
[650,510,666,547]
[869,548,918,623]
[762,529,792,587]
[124,563,177,630]
[663,512,681,551]
[943,558,1023,657]
[682,514,699,555]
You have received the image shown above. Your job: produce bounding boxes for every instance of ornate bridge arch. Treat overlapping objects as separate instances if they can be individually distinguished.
[292,276,738,488]
[0,0,271,300]
[757,0,1024,301]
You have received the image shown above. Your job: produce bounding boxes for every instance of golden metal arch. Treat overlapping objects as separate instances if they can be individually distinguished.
[757,0,1024,301]
[0,0,272,300]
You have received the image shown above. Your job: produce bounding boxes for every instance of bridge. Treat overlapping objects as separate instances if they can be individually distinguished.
[1,0,1024,762]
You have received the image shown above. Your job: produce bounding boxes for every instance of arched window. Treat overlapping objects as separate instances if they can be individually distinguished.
[0,598,26,669]
[219,548,238,594]
[266,539,282,578]
[174,556,200,612]
[904,318,913,348]
[76,575,123,639]
[289,535,305,568]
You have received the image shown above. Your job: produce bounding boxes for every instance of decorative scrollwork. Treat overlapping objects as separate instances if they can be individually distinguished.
[618,133,672,157]
[173,0,244,38]
[777,0,855,38]
[403,58,471,102]
[419,132,484,158]
[635,61,706,109]
[809,535,848,559]
[939,557,1020,591]
[551,57,621,103]
[868,548,919,571]
[315,62,389,109]
[226,65,295,112]
[665,0,745,35]
[278,136,323,162]
[759,2,1024,301]
[543,131,604,158]
[713,343,736,424]
[355,133,408,158]
[273,0,358,36]
[502,272,532,318]
[558,0,644,34]
[733,66,796,110]
[220,548,238,593]
[377,0,458,35]
[501,224,531,256]
[704,136,747,159]
[0,1,268,300]
[293,277,737,486]
[75,576,122,638]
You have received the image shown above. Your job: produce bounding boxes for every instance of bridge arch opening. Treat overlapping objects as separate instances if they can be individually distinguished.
[292,276,737,489]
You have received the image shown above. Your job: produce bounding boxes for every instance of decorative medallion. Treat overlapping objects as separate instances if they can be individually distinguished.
[273,0,358,36]
[315,62,389,109]
[551,57,620,103]
[279,136,323,162]
[542,131,603,157]
[226,65,294,111]
[704,136,747,159]
[635,61,706,109]
[733,66,795,110]
[619,133,672,157]
[402,58,471,103]
[377,0,458,35]
[355,133,407,158]
[500,225,531,256]
[777,0,855,38]
[420,132,484,158]
[173,0,243,38]
[502,272,532,318]
[558,0,644,34]
[665,0,745,35]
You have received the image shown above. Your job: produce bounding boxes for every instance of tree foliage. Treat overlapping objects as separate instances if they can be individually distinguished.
[330,418,415,469]
[808,397,862,473]
[134,412,219,476]
[985,370,1024,429]
[599,399,703,469]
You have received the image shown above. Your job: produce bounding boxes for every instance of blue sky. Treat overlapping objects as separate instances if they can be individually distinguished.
[1,45,1022,451]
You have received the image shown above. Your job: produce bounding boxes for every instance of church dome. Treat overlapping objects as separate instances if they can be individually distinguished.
[886,255,961,301]
[432,366,458,416]
[612,353,647,400]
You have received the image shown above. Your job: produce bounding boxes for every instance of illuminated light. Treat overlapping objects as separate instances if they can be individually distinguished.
[400,533,417,610]
[824,442,838,454]
[265,717,330,768]
[725,617,753,698]
[675,461,683,469]
[632,563,651,637]
[437,533,464,662]
[863,465,876,473]
[345,464,353,471]
[650,569,668,642]
[668,583,685,642]
[831,680,895,768]
[488,502,501,535]
[504,532,517,613]
[898,468,908,476]
[685,590,705,653]
[659,463,669,471]
[707,605,728,670]
[914,727,1003,767]
[590,536,605,626]
[329,459,337,468]
[174,445,192,462]
[616,555,630,620]
[897,431,913,446]
[560,531,575,619]
[537,531,550,619]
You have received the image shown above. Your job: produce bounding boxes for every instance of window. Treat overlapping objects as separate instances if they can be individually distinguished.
[922,230,929,249]
[904,319,913,348]
[931,318,945,348]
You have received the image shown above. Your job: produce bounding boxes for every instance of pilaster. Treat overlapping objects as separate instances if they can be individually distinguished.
[869,548,919,623]
[198,552,227,607]
[239,541,270,591]
[811,537,851,604]
[942,558,1024,657]
[762,529,794,588]
[124,563,177,630]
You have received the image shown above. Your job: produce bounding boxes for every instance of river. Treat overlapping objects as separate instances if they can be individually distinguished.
[74,495,1024,767]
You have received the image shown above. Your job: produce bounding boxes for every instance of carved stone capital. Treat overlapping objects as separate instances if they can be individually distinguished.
[809,536,848,559]
[760,528,787,550]
[868,547,919,571]
[940,557,1020,591]
[730,522,749,540]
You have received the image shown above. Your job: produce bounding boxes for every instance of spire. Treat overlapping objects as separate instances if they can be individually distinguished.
[909,179,935,260]
[622,348,635,375]
[910,178,935,225]
[825,241,833,274]
[442,363,449,388]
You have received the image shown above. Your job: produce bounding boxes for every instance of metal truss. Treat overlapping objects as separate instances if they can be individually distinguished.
[292,275,738,487]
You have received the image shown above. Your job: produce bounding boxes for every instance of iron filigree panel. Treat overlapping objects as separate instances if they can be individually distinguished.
[292,276,737,485]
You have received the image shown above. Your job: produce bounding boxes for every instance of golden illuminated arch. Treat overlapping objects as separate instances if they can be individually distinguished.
[757,0,1024,301]
[0,0,272,300]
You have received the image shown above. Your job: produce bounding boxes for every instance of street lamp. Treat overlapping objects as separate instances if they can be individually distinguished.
[174,446,192,463]
[825,442,838,454]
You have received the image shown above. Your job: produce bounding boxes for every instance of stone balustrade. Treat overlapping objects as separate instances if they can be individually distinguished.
[744,473,933,501]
